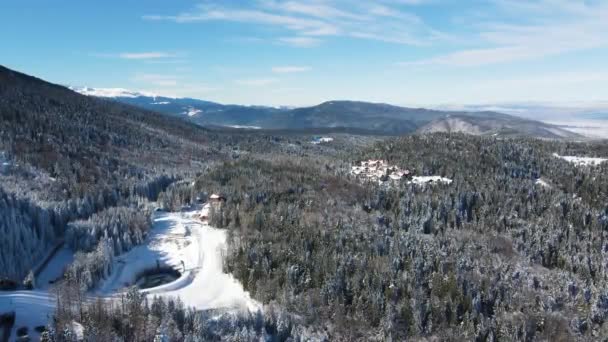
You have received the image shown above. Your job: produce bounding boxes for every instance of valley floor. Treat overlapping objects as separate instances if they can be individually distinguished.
[545,119,608,140]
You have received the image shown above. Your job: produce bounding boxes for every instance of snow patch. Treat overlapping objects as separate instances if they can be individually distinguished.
[408,176,453,185]
[311,137,334,145]
[151,101,170,105]
[183,107,202,117]
[535,178,551,188]
[553,153,607,166]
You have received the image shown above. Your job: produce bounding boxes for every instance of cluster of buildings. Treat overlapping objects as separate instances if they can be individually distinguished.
[350,160,411,183]
[199,193,226,221]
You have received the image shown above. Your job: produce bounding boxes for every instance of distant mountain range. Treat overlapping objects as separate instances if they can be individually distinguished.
[436,103,608,121]
[69,86,582,139]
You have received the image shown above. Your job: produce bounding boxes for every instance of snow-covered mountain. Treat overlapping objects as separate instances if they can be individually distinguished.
[69,86,588,138]
[68,86,157,98]
[70,86,285,128]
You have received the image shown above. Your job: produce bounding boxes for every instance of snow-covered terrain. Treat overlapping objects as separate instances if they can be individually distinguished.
[409,176,453,185]
[0,205,259,340]
[553,153,607,166]
[99,205,260,311]
[69,86,156,98]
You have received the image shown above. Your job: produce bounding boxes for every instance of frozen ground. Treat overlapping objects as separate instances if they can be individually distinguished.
[0,205,259,340]
[553,153,607,166]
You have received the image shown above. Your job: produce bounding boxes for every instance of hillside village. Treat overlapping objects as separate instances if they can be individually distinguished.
[351,159,411,183]
[351,159,453,185]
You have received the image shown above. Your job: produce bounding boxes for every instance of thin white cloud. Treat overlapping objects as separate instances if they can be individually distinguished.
[144,85,221,98]
[277,36,322,47]
[235,78,279,86]
[91,52,181,60]
[479,71,608,90]
[271,66,311,73]
[400,0,608,67]
[131,73,180,87]
[144,1,443,46]
[119,52,177,60]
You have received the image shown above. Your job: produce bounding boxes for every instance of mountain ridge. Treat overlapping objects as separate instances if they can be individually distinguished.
[72,86,582,139]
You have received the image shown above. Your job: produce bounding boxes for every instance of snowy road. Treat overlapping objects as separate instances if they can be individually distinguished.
[0,290,54,340]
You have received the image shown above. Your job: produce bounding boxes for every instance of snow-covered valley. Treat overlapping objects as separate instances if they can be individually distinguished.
[0,205,259,340]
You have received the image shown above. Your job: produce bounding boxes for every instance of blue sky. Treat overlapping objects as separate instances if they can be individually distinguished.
[1,0,607,107]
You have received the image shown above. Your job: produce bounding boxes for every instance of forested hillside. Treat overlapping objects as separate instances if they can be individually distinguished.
[0,65,221,281]
[3,65,608,341]
[188,134,608,341]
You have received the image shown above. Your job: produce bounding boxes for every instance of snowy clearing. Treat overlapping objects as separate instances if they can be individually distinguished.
[409,176,453,185]
[535,178,551,188]
[184,107,202,117]
[99,205,260,312]
[0,205,259,340]
[553,153,607,166]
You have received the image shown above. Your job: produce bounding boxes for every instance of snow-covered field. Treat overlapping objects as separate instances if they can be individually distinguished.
[100,205,260,311]
[0,205,259,340]
[553,153,607,166]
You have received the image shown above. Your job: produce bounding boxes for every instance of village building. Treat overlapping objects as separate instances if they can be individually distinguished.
[209,193,226,203]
